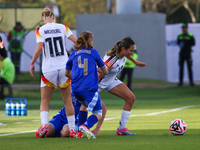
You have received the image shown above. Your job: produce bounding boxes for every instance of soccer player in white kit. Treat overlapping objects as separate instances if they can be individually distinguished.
[30,7,77,138]
[95,37,147,136]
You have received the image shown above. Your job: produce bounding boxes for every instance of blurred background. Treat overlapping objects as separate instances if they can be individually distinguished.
[0,0,200,84]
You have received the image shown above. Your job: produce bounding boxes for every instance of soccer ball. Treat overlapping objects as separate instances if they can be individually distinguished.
[169,119,187,135]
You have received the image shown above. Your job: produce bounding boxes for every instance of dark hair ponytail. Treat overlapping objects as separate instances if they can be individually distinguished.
[107,37,135,56]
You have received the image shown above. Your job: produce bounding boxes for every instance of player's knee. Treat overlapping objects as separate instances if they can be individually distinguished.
[98,112,102,117]
[126,94,136,105]
[93,113,102,120]
[97,113,102,120]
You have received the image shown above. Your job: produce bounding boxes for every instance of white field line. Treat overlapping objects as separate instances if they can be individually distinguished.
[0,130,36,137]
[31,120,40,122]
[0,105,199,137]
[104,105,200,120]
[14,122,25,124]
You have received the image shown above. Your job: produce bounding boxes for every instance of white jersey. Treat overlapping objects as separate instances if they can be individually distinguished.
[36,22,73,73]
[99,54,126,89]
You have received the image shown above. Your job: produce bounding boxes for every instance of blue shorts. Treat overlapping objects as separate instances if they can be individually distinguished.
[73,91,102,114]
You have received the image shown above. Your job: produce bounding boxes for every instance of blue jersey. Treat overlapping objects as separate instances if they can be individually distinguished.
[66,46,105,92]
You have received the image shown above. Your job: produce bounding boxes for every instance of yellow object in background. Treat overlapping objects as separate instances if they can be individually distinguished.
[0,61,2,69]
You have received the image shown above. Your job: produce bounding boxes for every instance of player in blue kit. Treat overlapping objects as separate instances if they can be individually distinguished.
[65,31,108,139]
[35,91,81,137]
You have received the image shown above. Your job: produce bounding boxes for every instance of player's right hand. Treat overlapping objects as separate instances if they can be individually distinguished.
[92,127,100,136]
[30,64,35,77]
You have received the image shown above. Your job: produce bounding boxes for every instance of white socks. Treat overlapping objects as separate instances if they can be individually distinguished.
[118,110,131,130]
[40,111,49,127]
[40,112,75,131]
[67,115,75,130]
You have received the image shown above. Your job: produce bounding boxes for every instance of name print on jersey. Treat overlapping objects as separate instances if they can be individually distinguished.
[75,49,91,55]
[44,29,61,34]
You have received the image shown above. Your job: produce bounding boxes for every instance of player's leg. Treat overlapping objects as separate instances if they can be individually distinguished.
[78,91,102,139]
[60,85,74,117]
[60,86,76,137]
[40,86,54,121]
[186,55,194,86]
[108,81,135,111]
[16,52,21,74]
[39,71,57,137]
[72,91,88,138]
[11,52,19,74]
[37,86,54,138]
[108,80,136,135]
[79,112,101,139]
[58,69,75,137]
[79,110,102,139]
[77,104,88,138]
[79,102,102,129]
[178,55,184,86]
[78,104,88,128]
[0,78,9,99]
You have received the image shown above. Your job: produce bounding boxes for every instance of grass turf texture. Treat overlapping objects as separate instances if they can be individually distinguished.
[0,79,200,150]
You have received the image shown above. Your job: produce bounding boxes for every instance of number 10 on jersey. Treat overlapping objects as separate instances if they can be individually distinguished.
[45,36,64,57]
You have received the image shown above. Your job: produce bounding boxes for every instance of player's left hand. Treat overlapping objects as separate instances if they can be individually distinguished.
[135,61,147,67]
[97,67,103,74]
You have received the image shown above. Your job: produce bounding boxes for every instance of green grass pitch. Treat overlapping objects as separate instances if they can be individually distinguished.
[0,80,200,150]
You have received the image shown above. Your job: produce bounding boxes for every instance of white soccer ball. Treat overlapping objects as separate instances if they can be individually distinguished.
[169,119,187,135]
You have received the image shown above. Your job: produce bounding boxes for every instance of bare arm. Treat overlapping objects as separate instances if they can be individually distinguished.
[100,65,108,75]
[30,42,43,77]
[65,69,72,80]
[126,55,147,67]
[68,34,77,43]
[98,71,104,82]
[92,100,107,136]
[97,65,108,82]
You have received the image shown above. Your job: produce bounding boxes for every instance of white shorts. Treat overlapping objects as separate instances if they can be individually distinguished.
[41,69,71,88]
[98,78,122,92]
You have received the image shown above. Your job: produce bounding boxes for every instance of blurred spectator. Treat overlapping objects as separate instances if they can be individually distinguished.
[7,22,25,74]
[120,46,138,91]
[0,40,15,99]
[177,23,195,86]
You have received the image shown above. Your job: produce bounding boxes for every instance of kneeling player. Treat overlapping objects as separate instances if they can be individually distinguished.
[35,92,81,137]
